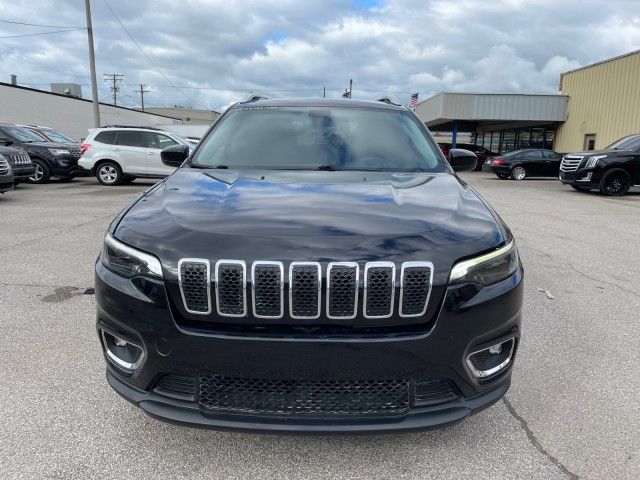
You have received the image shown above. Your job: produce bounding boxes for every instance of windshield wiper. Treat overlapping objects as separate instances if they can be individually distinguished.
[315,165,341,171]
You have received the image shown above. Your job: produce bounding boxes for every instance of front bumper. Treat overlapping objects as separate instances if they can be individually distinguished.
[10,164,36,179]
[559,169,600,187]
[95,262,523,432]
[50,155,83,178]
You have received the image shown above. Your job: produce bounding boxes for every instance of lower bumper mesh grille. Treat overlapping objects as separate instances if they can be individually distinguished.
[199,375,410,417]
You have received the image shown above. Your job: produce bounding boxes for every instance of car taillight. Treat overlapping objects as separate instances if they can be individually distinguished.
[493,158,504,165]
[81,143,91,155]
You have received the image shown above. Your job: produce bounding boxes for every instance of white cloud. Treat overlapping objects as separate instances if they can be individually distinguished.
[0,0,637,110]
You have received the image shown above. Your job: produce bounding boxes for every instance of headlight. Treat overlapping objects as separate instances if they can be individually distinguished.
[449,240,519,286]
[101,233,163,279]
[585,155,606,169]
[48,148,70,156]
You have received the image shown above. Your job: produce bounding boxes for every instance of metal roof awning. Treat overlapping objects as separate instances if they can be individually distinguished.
[415,92,569,132]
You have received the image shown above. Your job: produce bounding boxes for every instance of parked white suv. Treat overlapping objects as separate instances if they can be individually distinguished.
[79,126,192,185]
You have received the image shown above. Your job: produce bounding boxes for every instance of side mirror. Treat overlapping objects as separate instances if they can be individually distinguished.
[448,148,477,172]
[161,144,189,167]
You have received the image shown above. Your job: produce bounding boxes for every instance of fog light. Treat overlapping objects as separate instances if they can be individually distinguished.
[577,172,592,182]
[100,330,144,371]
[466,338,515,379]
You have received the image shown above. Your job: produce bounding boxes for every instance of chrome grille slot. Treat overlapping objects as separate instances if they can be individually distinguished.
[289,262,321,319]
[364,262,395,319]
[560,155,584,172]
[215,260,246,317]
[327,262,359,319]
[10,154,31,165]
[178,259,211,314]
[252,261,284,318]
[400,262,433,317]
[68,146,82,158]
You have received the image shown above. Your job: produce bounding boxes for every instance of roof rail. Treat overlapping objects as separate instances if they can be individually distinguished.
[100,125,163,131]
[376,95,401,106]
[241,93,270,103]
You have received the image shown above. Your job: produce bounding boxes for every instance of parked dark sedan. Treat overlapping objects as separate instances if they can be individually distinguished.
[484,149,562,180]
[439,143,496,170]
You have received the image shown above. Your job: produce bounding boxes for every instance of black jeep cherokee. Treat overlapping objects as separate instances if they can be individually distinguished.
[0,145,35,184]
[96,98,523,432]
[0,124,82,184]
[560,133,640,195]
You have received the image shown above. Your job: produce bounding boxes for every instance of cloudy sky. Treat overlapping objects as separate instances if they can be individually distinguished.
[0,0,638,111]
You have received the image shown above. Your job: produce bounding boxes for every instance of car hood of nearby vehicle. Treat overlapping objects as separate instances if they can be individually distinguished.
[22,141,80,149]
[0,146,26,155]
[114,169,508,283]
[567,148,635,157]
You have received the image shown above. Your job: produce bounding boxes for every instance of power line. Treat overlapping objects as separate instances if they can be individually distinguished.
[0,19,83,29]
[102,0,199,107]
[0,48,89,79]
[0,28,86,39]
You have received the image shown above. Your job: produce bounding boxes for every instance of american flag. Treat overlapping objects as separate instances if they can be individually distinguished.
[410,93,419,107]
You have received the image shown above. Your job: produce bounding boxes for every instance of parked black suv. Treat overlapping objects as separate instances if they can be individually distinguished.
[96,98,523,432]
[0,145,35,184]
[560,134,640,195]
[0,124,82,183]
[0,154,14,194]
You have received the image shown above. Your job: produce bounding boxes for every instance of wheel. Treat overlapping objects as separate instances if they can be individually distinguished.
[497,173,509,179]
[571,185,591,192]
[510,166,527,181]
[96,161,123,186]
[28,159,51,184]
[599,168,631,196]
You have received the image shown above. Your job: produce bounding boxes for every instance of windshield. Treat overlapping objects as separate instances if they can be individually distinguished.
[4,126,45,143]
[606,135,640,151]
[42,129,76,143]
[191,106,444,172]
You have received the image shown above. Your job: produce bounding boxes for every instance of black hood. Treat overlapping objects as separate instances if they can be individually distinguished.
[114,169,507,285]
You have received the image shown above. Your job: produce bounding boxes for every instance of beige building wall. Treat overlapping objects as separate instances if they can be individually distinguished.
[555,50,640,152]
[145,107,220,125]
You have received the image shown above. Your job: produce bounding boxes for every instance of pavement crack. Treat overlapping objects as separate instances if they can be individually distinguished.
[503,396,579,479]
[567,263,639,299]
[0,213,116,253]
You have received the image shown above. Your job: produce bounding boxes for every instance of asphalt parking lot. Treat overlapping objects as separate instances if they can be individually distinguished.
[0,173,638,479]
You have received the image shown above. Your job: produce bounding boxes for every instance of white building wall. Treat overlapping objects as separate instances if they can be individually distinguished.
[0,83,181,140]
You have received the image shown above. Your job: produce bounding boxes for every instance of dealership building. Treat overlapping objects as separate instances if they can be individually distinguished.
[416,49,640,153]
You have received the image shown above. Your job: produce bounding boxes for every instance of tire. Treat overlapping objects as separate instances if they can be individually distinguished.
[28,159,51,184]
[599,168,631,196]
[571,185,591,192]
[510,166,527,181]
[96,161,123,186]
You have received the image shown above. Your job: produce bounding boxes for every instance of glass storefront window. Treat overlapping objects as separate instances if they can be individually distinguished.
[544,129,555,150]
[530,127,545,148]
[502,130,516,153]
[490,131,501,153]
[517,128,532,149]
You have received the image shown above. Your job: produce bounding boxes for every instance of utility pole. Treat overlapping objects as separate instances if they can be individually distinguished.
[349,78,352,99]
[84,0,100,127]
[323,86,325,98]
[135,84,149,111]
[104,73,124,105]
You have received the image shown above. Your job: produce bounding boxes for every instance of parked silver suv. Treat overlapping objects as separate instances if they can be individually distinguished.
[79,126,192,185]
